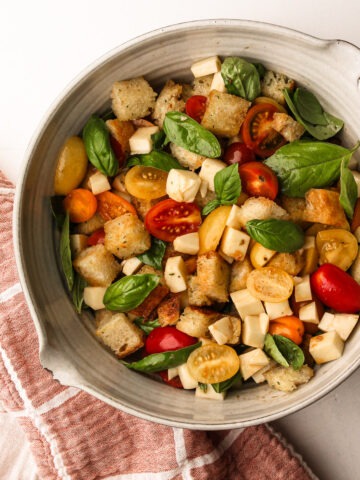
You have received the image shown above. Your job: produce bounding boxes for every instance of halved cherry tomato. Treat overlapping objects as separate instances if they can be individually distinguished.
[145,326,197,354]
[269,315,305,345]
[198,205,232,254]
[158,371,183,389]
[96,190,136,221]
[310,263,360,313]
[63,188,97,223]
[87,228,105,246]
[187,344,240,383]
[185,95,207,123]
[241,103,286,158]
[238,161,278,200]
[223,142,256,167]
[124,166,168,200]
[145,199,202,242]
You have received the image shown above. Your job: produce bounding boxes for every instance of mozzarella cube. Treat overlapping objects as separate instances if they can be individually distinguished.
[319,312,359,341]
[83,286,106,310]
[299,301,319,324]
[252,360,276,384]
[166,169,201,203]
[199,179,208,198]
[318,312,335,332]
[210,71,227,93]
[264,300,293,320]
[208,316,241,345]
[225,205,242,229]
[70,234,88,258]
[351,170,360,197]
[164,256,187,293]
[195,384,225,400]
[129,126,159,154]
[173,232,199,255]
[167,367,179,380]
[295,275,312,302]
[230,289,265,319]
[303,236,315,249]
[191,56,221,78]
[89,171,111,195]
[220,227,250,261]
[122,257,143,276]
[250,243,277,268]
[178,363,198,389]
[309,331,344,364]
[239,348,270,380]
[199,159,227,191]
[242,313,269,348]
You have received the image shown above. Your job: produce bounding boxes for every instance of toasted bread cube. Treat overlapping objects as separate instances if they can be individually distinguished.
[271,112,305,142]
[281,196,307,223]
[261,70,295,105]
[173,233,199,255]
[176,306,219,337]
[267,251,305,276]
[96,312,144,358]
[299,301,319,324]
[208,316,241,345]
[197,251,230,303]
[164,256,188,293]
[264,300,293,320]
[238,197,289,227]
[157,293,181,326]
[199,158,227,192]
[220,227,251,261]
[129,126,159,154]
[264,365,314,392]
[239,348,270,380]
[106,119,135,155]
[129,284,169,319]
[70,234,88,258]
[318,312,358,341]
[178,363,198,389]
[302,189,348,228]
[229,258,253,293]
[169,143,206,170]
[73,245,121,287]
[111,77,157,121]
[195,384,225,400]
[166,169,201,203]
[192,74,213,96]
[121,257,143,276]
[83,286,107,310]
[201,90,250,137]
[89,171,111,195]
[226,204,242,229]
[210,71,227,93]
[252,360,276,384]
[191,56,221,78]
[230,288,265,319]
[309,331,344,364]
[104,213,151,260]
[242,313,269,348]
[152,80,185,127]
[75,213,105,235]
[187,276,212,307]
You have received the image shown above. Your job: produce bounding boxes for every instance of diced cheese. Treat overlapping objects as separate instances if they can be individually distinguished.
[89,171,111,195]
[173,232,199,255]
[299,301,319,324]
[164,256,187,293]
[250,243,277,268]
[70,234,88,258]
[122,257,143,276]
[242,313,269,348]
[220,227,250,261]
[83,286,106,310]
[309,331,344,364]
[199,159,227,191]
[199,179,208,198]
[230,289,265,319]
[294,275,312,302]
[210,71,227,92]
[351,170,360,197]
[318,312,335,332]
[239,348,270,380]
[167,367,179,380]
[264,300,293,320]
[178,363,198,389]
[191,56,221,78]
[195,384,225,400]
[318,312,359,341]
[129,126,159,154]
[166,169,201,203]
[252,360,276,384]
[225,204,242,229]
[208,316,241,345]
[219,251,234,264]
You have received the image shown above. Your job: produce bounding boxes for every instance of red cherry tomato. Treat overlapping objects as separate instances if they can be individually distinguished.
[223,142,256,167]
[310,263,360,313]
[241,103,286,158]
[158,371,183,389]
[238,161,279,200]
[87,228,105,246]
[145,199,202,242]
[145,326,197,354]
[185,95,207,123]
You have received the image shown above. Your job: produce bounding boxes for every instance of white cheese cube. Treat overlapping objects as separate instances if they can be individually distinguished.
[230,289,265,319]
[173,232,199,255]
[195,384,225,400]
[167,367,179,380]
[129,126,159,154]
[70,234,88,258]
[295,275,312,302]
[199,179,208,198]
[199,159,227,191]
[210,71,227,92]
[89,171,111,195]
[166,169,201,203]
[239,348,270,380]
[351,170,360,197]
[164,256,187,293]
[319,312,359,341]
[250,243,277,268]
[178,363,198,389]
[264,300,293,320]
[303,236,315,249]
[208,316,241,345]
[122,257,143,276]
[220,227,250,261]
[299,301,319,324]
[252,360,276,384]
[242,313,269,348]
[219,251,234,264]
[318,312,335,332]
[191,56,221,78]
[83,286,106,310]
[225,204,242,229]
[309,331,344,364]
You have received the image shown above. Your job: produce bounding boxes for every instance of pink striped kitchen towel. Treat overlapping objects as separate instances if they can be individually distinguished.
[0,171,316,480]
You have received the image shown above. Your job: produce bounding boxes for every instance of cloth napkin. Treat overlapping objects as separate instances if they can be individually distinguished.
[0,171,317,480]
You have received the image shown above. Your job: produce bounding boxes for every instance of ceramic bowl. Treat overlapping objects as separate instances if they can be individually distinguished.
[14,19,360,429]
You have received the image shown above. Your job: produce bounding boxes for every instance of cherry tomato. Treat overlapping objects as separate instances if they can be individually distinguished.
[187,344,240,383]
[269,316,305,345]
[223,142,256,167]
[351,198,360,233]
[145,199,202,242]
[238,161,279,200]
[63,188,97,223]
[185,95,207,123]
[310,263,360,313]
[87,228,105,246]
[145,326,197,354]
[96,190,136,221]
[124,166,168,200]
[158,371,183,389]
[241,103,286,158]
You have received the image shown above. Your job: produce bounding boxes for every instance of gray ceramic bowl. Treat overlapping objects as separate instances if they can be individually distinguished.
[14,20,360,429]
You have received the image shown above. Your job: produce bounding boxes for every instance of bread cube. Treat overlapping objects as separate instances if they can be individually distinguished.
[106,119,135,155]
[152,80,185,127]
[197,251,230,303]
[267,251,305,276]
[260,70,295,105]
[230,288,265,319]
[239,348,270,380]
[252,360,276,384]
[157,293,181,326]
[237,197,289,227]
[128,284,169,320]
[176,306,219,338]
[73,244,121,287]
[309,331,344,364]
[70,234,88,258]
[229,258,253,293]
[187,276,212,307]
[169,143,206,170]
[111,77,157,121]
[242,313,269,348]
[192,74,213,96]
[302,189,348,228]
[271,112,305,142]
[208,316,241,345]
[264,365,314,392]
[75,213,105,235]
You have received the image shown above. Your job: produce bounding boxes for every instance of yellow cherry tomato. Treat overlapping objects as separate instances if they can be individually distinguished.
[198,205,232,254]
[124,166,168,200]
[54,136,88,195]
[187,344,240,384]
[316,229,358,271]
[246,266,294,302]
[253,96,287,113]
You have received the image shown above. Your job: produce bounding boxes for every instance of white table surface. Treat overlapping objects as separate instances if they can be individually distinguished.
[2,1,360,478]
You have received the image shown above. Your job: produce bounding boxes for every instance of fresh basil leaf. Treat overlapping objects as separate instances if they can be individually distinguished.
[214,164,241,204]
[198,383,208,393]
[137,238,167,270]
[163,112,221,158]
[202,199,220,216]
[50,196,65,229]
[264,333,289,367]
[151,130,167,150]
[293,88,328,125]
[246,219,305,253]
[273,335,305,370]
[253,62,266,79]
[72,273,87,314]
[264,140,352,197]
[134,317,160,335]
[103,274,160,312]
[60,212,74,291]
[339,159,358,218]
[221,57,261,101]
[124,342,201,373]
[212,370,242,393]
[83,115,118,177]
[127,150,184,172]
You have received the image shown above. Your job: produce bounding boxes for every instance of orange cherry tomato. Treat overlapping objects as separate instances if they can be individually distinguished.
[185,95,207,123]
[238,161,279,200]
[87,228,105,246]
[96,191,136,221]
[63,188,97,223]
[269,315,305,345]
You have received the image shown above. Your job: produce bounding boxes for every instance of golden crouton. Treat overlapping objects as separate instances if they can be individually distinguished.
[73,244,121,287]
[271,112,305,142]
[192,74,213,96]
[238,197,289,227]
[152,80,185,128]
[187,275,212,307]
[111,77,157,121]
[261,71,295,105]
[176,306,220,338]
[130,197,162,220]
[96,312,144,358]
[281,196,307,223]
[267,251,305,276]
[201,90,250,138]
[170,143,206,170]
[137,265,165,285]
[264,365,314,392]
[181,83,193,102]
[75,213,105,235]
[129,284,169,319]
[95,309,113,328]
[106,119,135,155]
[104,213,151,259]
[194,188,217,209]
[301,189,348,228]
[229,257,254,293]
[157,293,181,326]
[197,251,230,303]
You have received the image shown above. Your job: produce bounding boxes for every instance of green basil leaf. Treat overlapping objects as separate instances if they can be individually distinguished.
[124,342,201,373]
[133,317,160,335]
[151,130,167,150]
[72,273,87,314]
[264,333,289,367]
[246,219,305,253]
[198,383,208,393]
[127,150,184,172]
[103,274,160,312]
[264,140,352,197]
[212,370,242,393]
[50,196,65,229]
[214,164,241,204]
[163,112,221,158]
[202,199,220,216]
[221,57,261,101]
[60,212,74,291]
[137,238,167,270]
[253,62,266,79]
[339,159,358,218]
[83,115,118,177]
[273,335,305,370]
[293,88,328,125]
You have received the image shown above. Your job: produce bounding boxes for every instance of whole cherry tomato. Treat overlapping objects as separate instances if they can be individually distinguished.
[238,161,279,200]
[185,95,207,123]
[269,315,305,345]
[87,228,105,246]
[145,326,197,354]
[223,142,256,167]
[63,188,97,223]
[310,263,360,313]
